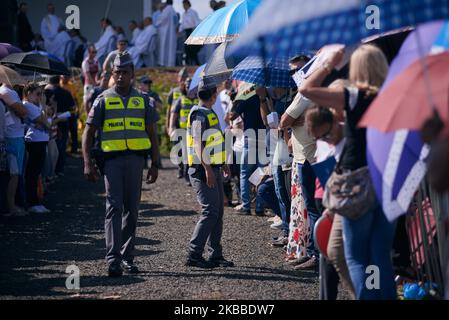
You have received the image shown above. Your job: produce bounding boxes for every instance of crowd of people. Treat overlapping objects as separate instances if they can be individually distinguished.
[3,0,445,301]
[160,44,420,300]
[15,1,220,70]
[0,74,79,215]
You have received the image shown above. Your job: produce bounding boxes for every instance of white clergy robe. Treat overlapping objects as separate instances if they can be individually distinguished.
[155,5,178,67]
[95,25,117,59]
[128,24,157,66]
[40,14,63,53]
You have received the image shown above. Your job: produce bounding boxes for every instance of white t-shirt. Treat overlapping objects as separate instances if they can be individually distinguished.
[23,101,49,142]
[0,85,25,138]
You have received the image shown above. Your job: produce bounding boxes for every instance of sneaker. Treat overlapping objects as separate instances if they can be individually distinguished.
[267,216,277,223]
[270,220,283,230]
[294,256,319,270]
[108,264,123,277]
[37,205,50,213]
[234,205,251,215]
[121,260,139,274]
[271,236,288,247]
[185,256,215,269]
[29,206,49,214]
[208,257,234,268]
[289,256,311,266]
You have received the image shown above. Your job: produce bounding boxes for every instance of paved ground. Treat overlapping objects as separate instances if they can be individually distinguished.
[0,157,349,300]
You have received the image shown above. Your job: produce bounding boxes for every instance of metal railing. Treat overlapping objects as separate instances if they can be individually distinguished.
[406,177,449,299]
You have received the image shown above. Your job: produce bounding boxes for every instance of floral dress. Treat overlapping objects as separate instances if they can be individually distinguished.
[286,162,309,260]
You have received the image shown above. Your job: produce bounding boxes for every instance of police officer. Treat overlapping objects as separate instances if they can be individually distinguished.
[82,51,160,277]
[166,67,189,178]
[185,82,234,269]
[169,77,198,185]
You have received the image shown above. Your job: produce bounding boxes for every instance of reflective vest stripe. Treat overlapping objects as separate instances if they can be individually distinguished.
[103,119,125,132]
[205,131,224,148]
[105,97,124,110]
[125,118,145,131]
[206,113,219,127]
[101,139,127,152]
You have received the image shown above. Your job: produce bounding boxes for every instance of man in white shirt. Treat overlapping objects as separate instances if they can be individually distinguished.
[180,0,201,65]
[128,20,142,46]
[155,0,178,67]
[52,26,71,62]
[0,84,28,217]
[128,17,158,67]
[95,18,117,64]
[40,2,63,54]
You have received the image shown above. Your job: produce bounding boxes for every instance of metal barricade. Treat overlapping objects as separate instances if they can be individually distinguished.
[406,177,449,299]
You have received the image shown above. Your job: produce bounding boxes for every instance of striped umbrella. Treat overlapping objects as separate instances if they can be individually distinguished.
[185,0,262,45]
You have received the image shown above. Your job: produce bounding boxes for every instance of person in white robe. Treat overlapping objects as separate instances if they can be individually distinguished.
[128,18,157,67]
[52,27,71,62]
[128,20,142,46]
[155,0,178,67]
[40,3,63,54]
[95,18,117,62]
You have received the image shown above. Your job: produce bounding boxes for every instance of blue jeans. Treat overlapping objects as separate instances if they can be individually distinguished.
[257,179,281,216]
[240,141,263,212]
[297,161,320,257]
[272,165,291,237]
[342,202,397,300]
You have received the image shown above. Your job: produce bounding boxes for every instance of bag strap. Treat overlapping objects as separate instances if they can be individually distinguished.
[334,140,348,174]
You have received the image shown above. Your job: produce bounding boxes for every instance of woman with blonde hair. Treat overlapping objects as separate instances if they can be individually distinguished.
[300,44,396,300]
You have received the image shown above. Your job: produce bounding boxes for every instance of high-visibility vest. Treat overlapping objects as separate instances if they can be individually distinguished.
[100,92,151,153]
[171,89,182,105]
[186,106,226,166]
[179,96,199,129]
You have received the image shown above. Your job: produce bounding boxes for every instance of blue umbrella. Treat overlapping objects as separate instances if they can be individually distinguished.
[231,56,296,88]
[230,0,449,59]
[185,0,262,45]
[188,64,206,94]
[366,20,449,222]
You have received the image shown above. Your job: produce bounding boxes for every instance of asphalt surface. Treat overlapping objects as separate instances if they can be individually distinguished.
[0,156,350,300]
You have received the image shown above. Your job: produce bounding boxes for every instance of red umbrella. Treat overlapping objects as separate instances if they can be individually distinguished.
[0,43,22,60]
[359,51,449,132]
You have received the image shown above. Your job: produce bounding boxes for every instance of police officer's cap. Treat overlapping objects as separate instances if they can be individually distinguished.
[139,76,152,84]
[197,80,217,100]
[113,51,134,69]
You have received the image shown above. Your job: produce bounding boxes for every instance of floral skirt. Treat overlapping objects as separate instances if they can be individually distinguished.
[286,162,309,260]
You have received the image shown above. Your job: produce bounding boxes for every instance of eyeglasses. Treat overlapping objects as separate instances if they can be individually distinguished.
[313,122,333,141]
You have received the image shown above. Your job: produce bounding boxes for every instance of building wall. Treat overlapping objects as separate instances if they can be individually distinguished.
[26,0,153,43]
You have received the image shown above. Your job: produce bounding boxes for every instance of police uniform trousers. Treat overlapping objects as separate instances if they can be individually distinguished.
[104,153,145,266]
[189,166,224,259]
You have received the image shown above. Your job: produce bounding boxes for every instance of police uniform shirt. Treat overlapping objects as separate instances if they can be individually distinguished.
[86,87,159,151]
